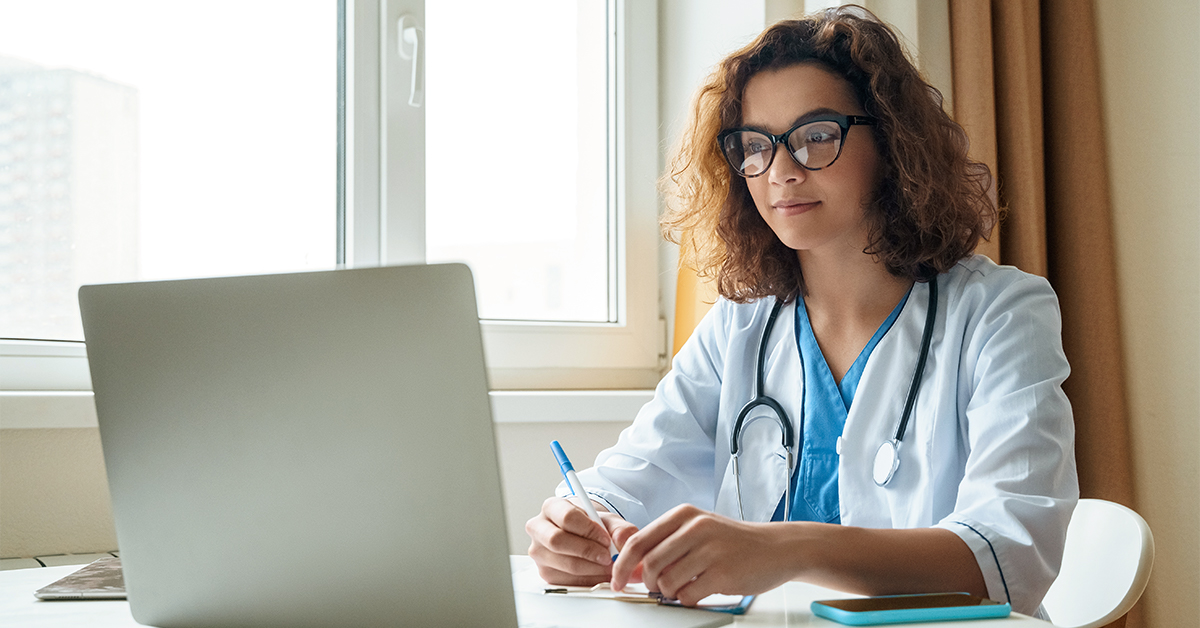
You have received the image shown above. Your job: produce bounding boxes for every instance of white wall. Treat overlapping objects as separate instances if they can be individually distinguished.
[1095,1,1200,626]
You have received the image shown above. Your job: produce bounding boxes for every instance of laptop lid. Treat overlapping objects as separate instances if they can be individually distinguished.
[80,263,519,628]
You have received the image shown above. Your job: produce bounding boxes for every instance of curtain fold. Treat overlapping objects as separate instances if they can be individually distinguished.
[1040,0,1136,510]
[947,0,1001,263]
[990,0,1049,274]
[951,1,1139,625]
[949,0,1136,506]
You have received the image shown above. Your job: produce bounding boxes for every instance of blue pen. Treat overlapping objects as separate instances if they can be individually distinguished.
[551,440,619,562]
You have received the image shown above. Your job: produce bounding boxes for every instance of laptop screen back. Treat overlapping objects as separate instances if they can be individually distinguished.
[79,264,518,628]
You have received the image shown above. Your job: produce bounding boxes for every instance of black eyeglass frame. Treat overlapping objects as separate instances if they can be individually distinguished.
[717,114,877,177]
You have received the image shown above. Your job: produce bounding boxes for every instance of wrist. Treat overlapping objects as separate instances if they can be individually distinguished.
[772,521,838,583]
[747,520,818,583]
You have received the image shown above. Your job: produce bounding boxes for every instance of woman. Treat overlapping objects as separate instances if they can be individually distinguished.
[525,6,1077,618]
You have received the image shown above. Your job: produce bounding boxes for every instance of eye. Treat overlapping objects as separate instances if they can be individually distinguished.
[803,129,837,144]
[796,121,842,146]
[743,137,771,154]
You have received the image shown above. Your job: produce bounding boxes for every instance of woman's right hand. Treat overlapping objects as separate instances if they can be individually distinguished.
[526,496,640,586]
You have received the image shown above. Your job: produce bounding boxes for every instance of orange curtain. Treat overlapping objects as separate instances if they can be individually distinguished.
[672,260,718,356]
[951,0,1139,625]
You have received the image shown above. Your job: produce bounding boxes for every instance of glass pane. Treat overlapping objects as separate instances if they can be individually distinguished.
[425,0,610,323]
[0,0,336,341]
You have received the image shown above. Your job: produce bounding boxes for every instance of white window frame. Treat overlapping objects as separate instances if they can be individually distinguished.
[0,0,663,393]
[347,0,664,390]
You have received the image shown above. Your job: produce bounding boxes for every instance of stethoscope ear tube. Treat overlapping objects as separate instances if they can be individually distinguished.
[876,277,939,487]
[893,278,938,445]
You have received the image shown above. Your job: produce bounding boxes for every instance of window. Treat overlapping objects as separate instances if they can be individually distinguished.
[0,0,335,390]
[347,0,663,389]
[1,0,663,391]
[425,1,611,324]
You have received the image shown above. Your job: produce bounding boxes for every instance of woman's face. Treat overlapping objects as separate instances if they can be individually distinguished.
[740,63,882,258]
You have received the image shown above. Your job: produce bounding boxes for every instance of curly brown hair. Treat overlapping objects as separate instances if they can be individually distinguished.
[661,5,997,303]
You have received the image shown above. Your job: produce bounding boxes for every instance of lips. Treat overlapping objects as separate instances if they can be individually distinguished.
[772,199,820,216]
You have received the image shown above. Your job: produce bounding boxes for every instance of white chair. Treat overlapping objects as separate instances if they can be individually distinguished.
[1041,499,1155,628]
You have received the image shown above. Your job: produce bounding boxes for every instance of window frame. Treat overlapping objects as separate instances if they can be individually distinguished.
[0,0,664,393]
[347,0,664,390]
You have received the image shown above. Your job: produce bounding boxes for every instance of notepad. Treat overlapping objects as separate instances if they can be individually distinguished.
[34,556,126,600]
[544,582,755,614]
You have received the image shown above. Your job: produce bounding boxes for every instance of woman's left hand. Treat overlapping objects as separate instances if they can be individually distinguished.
[609,504,800,606]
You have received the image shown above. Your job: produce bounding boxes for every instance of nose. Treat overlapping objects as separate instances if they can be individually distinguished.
[766,143,807,185]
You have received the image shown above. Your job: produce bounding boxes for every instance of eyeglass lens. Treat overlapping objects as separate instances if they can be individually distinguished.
[723,120,845,176]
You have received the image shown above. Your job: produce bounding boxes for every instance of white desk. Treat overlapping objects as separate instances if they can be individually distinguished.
[1,557,1050,627]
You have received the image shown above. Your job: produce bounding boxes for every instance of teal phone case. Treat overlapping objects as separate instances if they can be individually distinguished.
[811,594,1011,625]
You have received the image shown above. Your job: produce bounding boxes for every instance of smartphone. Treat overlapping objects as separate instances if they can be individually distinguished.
[811,592,1010,625]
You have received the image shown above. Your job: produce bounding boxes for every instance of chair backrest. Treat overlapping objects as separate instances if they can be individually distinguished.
[1041,499,1155,628]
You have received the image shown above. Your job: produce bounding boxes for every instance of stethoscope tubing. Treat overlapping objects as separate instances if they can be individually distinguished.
[893,277,938,444]
[730,299,795,521]
[730,276,938,520]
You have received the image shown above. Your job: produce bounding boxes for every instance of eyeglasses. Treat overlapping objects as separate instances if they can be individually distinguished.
[717,114,877,177]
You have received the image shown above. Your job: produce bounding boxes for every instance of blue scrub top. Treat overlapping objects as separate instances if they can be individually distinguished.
[772,289,910,523]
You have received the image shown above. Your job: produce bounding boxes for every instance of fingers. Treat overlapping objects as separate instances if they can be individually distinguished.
[611,504,752,604]
[531,562,610,588]
[668,569,722,607]
[605,515,639,550]
[651,548,714,603]
[630,508,713,594]
[526,497,636,586]
[526,500,611,566]
[544,497,614,549]
[611,504,704,591]
[528,535,612,585]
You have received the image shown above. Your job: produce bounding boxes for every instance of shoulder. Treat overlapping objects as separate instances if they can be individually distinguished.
[939,256,1068,376]
[676,296,784,369]
[941,255,1061,320]
[699,295,784,337]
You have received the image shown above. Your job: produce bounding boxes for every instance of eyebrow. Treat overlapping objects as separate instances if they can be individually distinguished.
[740,107,844,133]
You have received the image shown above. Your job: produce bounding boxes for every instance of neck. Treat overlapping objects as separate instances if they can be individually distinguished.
[797,248,912,321]
[795,247,913,383]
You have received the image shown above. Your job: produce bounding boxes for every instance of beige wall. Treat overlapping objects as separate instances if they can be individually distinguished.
[1095,1,1200,626]
[0,428,116,558]
[0,418,629,559]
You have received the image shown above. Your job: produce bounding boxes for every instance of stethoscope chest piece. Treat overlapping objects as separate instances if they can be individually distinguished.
[872,439,900,487]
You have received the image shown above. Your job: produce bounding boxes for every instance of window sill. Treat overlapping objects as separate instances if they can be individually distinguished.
[0,390,652,429]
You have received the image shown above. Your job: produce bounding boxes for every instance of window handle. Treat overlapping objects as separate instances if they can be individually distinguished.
[398,14,424,107]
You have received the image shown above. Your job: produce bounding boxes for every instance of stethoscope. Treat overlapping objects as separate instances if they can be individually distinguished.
[729,277,938,521]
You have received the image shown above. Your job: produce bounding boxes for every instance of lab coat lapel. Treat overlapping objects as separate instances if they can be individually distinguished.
[715,302,802,522]
[839,280,935,527]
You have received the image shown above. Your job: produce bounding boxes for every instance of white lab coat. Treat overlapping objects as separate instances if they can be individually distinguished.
[568,255,1078,616]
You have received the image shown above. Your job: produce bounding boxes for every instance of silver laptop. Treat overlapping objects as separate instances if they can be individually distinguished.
[80,264,518,627]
